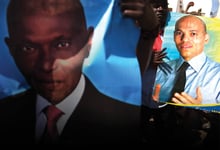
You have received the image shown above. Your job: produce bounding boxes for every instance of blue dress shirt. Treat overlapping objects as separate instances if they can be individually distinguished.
[154,52,220,104]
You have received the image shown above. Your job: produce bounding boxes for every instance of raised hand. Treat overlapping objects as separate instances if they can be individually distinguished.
[120,0,146,19]
[119,0,159,31]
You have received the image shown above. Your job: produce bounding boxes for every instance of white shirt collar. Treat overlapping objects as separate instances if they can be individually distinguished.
[188,52,206,72]
[178,52,206,72]
[36,74,85,135]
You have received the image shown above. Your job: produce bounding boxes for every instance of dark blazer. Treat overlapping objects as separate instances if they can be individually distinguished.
[0,76,141,145]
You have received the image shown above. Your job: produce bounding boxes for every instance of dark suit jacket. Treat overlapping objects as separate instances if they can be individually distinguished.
[0,77,141,145]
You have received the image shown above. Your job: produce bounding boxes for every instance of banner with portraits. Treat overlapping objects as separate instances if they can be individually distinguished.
[0,0,220,113]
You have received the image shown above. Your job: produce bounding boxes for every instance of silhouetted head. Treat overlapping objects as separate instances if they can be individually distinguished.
[150,0,170,29]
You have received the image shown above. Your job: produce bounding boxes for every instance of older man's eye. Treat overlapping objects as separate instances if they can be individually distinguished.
[20,45,36,53]
[56,41,71,49]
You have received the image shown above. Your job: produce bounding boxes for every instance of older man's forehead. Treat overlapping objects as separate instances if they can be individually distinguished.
[7,0,82,16]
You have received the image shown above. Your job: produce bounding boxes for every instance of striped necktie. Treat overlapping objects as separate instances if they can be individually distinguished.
[42,105,63,143]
